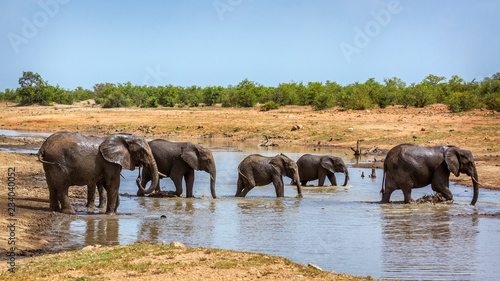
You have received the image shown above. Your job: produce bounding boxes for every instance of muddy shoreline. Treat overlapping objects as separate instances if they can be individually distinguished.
[1,103,499,279]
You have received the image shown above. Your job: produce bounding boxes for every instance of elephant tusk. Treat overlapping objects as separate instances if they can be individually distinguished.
[471,177,483,186]
[120,173,125,179]
[158,172,167,178]
[136,166,142,180]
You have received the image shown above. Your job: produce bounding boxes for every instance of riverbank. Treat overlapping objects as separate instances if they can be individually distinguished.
[0,241,370,280]
[1,101,499,190]
[1,102,499,279]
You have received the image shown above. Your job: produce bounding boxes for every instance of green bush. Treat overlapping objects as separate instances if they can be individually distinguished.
[157,85,178,107]
[141,96,159,108]
[446,91,477,112]
[312,92,334,110]
[260,101,279,111]
[339,84,373,110]
[101,88,131,108]
[484,90,500,111]
[235,79,258,107]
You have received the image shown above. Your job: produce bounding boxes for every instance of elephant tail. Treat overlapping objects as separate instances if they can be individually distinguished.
[237,165,248,185]
[37,148,55,165]
[380,168,387,196]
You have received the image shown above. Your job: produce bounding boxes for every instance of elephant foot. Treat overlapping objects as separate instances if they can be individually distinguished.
[86,203,95,208]
[296,193,303,198]
[61,207,76,214]
[167,191,180,197]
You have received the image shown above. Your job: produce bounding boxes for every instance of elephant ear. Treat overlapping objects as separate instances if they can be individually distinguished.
[269,154,286,175]
[99,134,135,171]
[445,146,460,177]
[320,157,337,174]
[181,146,200,170]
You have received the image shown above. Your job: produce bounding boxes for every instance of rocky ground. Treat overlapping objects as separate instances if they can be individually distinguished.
[0,101,499,279]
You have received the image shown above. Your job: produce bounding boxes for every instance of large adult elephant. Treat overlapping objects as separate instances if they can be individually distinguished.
[381,144,479,205]
[236,153,302,198]
[137,140,217,198]
[38,131,159,214]
[295,154,349,186]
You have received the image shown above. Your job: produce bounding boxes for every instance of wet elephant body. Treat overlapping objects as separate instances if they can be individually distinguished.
[236,153,302,198]
[38,131,159,214]
[381,143,479,205]
[138,140,217,198]
[296,154,349,186]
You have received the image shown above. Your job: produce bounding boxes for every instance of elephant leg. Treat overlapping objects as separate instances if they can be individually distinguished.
[301,180,308,186]
[86,184,96,208]
[236,176,244,197]
[239,185,252,197]
[170,175,184,197]
[318,169,329,186]
[184,170,195,198]
[431,179,453,201]
[381,188,394,203]
[273,176,285,197]
[47,182,61,212]
[58,188,74,214]
[403,189,413,204]
[105,173,121,214]
[97,181,107,208]
[327,174,338,186]
[237,172,255,197]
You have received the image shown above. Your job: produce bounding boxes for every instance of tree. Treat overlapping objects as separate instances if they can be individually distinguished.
[235,79,258,107]
[157,85,179,107]
[203,86,223,106]
[479,73,500,111]
[17,71,51,105]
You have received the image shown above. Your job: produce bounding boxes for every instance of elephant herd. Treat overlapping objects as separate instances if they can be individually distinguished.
[37,131,479,214]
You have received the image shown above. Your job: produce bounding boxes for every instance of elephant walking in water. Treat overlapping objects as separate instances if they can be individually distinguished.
[381,144,479,205]
[38,131,159,214]
[295,154,349,186]
[236,153,302,198]
[138,140,217,198]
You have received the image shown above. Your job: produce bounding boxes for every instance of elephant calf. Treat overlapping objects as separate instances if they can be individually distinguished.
[381,144,479,205]
[296,154,349,187]
[236,153,302,198]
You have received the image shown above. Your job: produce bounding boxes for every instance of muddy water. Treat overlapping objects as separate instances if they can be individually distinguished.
[3,130,500,280]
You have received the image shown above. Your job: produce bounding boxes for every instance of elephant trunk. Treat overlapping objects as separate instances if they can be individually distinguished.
[470,165,479,206]
[136,144,159,195]
[342,165,349,186]
[294,172,303,198]
[209,168,217,199]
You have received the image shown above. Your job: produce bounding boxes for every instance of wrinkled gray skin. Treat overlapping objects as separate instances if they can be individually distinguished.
[38,132,159,214]
[87,180,107,209]
[138,140,217,198]
[295,154,349,186]
[381,143,479,205]
[236,153,302,198]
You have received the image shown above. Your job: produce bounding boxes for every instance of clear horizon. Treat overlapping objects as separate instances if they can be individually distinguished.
[1,0,499,90]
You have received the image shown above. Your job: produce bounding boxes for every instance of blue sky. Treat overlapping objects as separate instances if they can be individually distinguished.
[1,0,499,90]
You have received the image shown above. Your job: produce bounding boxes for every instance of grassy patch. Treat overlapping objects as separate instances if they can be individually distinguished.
[1,243,375,280]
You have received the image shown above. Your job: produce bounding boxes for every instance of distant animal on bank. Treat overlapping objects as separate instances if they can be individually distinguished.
[137,139,217,198]
[381,144,479,205]
[38,131,159,214]
[294,154,349,186]
[236,153,302,198]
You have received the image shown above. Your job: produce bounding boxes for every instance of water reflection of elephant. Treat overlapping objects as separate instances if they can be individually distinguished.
[380,205,478,279]
[84,218,120,246]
